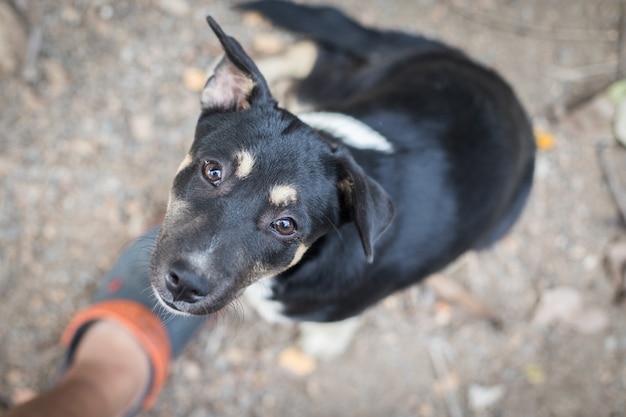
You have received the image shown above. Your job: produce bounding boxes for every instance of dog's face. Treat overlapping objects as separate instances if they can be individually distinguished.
[150,18,393,315]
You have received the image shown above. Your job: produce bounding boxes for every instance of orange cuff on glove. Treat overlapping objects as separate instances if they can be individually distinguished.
[61,300,172,409]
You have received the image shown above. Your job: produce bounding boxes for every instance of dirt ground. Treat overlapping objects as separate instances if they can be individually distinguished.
[1,0,626,416]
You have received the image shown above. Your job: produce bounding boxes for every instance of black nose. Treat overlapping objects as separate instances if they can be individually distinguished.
[165,261,212,304]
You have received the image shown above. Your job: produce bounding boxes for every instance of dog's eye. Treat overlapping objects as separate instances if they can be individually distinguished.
[271,218,297,236]
[203,161,222,186]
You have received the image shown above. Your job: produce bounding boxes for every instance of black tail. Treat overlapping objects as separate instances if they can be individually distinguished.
[237,0,445,60]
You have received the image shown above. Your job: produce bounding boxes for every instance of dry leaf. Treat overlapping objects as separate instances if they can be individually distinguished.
[253,34,286,55]
[183,67,207,92]
[277,347,317,376]
[242,11,267,28]
[570,307,609,335]
[614,98,626,147]
[532,286,583,327]
[534,128,556,150]
[531,286,608,334]
[523,363,546,385]
[155,0,190,17]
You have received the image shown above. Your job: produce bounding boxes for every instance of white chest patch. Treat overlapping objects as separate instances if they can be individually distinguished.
[244,277,292,324]
[298,112,394,153]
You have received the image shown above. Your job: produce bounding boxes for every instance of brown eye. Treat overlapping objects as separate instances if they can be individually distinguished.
[271,218,297,236]
[203,161,222,186]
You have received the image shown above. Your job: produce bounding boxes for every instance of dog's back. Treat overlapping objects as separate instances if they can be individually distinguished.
[240,1,536,321]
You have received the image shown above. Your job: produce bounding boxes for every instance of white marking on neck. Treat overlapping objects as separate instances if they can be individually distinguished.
[298,112,394,153]
[244,277,292,323]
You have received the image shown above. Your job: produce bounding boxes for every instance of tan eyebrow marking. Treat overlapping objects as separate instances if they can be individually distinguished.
[269,184,298,206]
[235,150,255,179]
[176,154,193,174]
[288,243,309,268]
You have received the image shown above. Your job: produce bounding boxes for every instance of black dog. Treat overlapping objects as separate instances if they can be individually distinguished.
[150,1,535,349]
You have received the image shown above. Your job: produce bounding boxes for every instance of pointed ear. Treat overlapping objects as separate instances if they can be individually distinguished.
[338,155,395,262]
[201,17,274,111]
[201,56,256,111]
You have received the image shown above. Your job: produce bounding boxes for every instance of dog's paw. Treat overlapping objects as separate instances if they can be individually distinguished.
[297,317,361,360]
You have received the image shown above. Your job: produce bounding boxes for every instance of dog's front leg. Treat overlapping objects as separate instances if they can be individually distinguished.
[298,316,361,360]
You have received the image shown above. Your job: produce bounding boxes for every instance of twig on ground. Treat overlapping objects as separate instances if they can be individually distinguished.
[426,273,504,329]
[428,339,464,417]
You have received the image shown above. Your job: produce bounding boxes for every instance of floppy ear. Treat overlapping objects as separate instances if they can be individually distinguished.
[338,155,395,262]
[201,17,274,111]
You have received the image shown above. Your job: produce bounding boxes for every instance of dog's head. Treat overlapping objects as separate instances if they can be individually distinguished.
[150,17,393,315]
